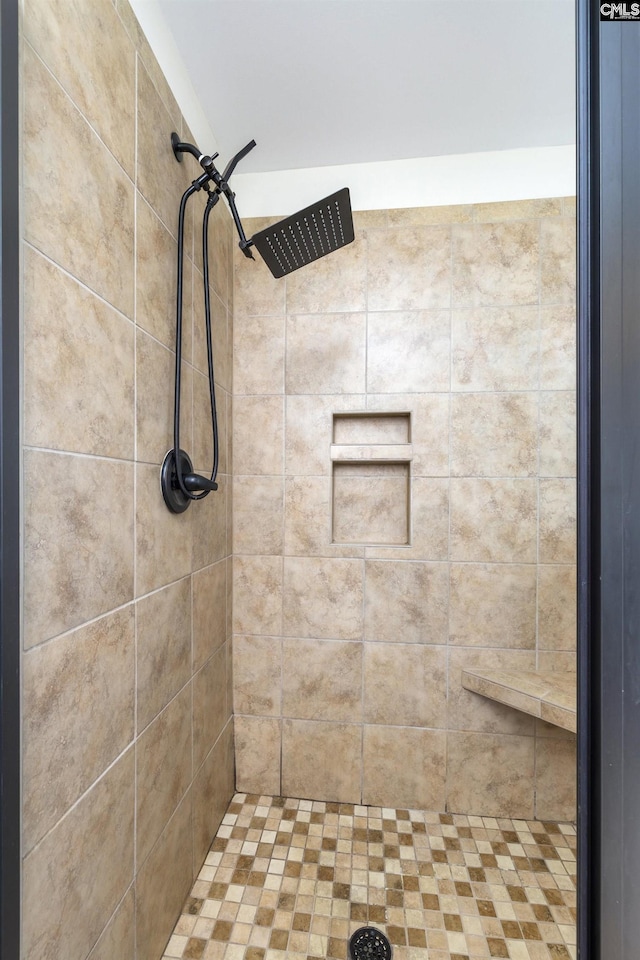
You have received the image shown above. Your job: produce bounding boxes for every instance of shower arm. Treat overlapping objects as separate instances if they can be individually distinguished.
[171,133,256,259]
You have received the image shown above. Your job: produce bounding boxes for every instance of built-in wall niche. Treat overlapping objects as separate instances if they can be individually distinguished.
[331,413,412,545]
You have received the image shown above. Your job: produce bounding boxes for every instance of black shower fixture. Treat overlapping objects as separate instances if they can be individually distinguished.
[161,133,355,513]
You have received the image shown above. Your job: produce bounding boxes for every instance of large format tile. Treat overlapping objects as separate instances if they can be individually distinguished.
[234,716,281,795]
[282,639,362,722]
[364,560,448,644]
[450,478,537,563]
[192,721,234,871]
[23,247,135,459]
[136,577,191,732]
[234,396,284,476]
[363,726,446,809]
[136,684,192,866]
[23,451,134,648]
[283,557,364,640]
[192,560,227,672]
[286,313,366,394]
[193,645,229,770]
[233,556,283,636]
[24,0,135,177]
[367,310,450,393]
[538,564,577,651]
[234,313,285,396]
[285,393,366,477]
[364,642,447,728]
[451,305,539,392]
[539,391,577,477]
[233,635,281,717]
[282,720,361,803]
[136,194,179,350]
[540,305,576,390]
[539,478,577,563]
[23,606,135,852]
[540,218,576,305]
[285,476,363,558]
[135,462,192,596]
[285,231,367,314]
[449,563,536,649]
[86,889,135,960]
[452,221,539,307]
[233,476,284,555]
[23,44,134,317]
[451,393,538,477]
[365,393,450,478]
[23,748,134,960]
[535,737,577,821]
[447,731,535,818]
[367,225,451,310]
[135,791,193,960]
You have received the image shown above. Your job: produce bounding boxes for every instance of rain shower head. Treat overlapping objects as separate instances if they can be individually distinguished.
[170,135,355,281]
[250,188,355,278]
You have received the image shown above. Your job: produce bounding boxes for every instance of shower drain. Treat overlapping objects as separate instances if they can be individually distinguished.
[348,926,393,960]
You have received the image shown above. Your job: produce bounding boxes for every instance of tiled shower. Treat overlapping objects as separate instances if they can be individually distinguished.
[19,2,576,960]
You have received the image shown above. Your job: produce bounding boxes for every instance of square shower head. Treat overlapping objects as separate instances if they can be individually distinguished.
[251,187,355,278]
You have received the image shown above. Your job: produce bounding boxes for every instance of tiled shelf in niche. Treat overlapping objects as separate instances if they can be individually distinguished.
[331,413,411,545]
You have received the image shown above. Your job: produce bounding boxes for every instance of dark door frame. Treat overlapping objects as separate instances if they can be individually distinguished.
[0,0,21,957]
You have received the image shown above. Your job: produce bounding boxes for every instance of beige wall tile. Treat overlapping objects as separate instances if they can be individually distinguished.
[233,635,282,717]
[193,280,229,393]
[191,474,228,571]
[234,395,284,476]
[136,194,178,350]
[136,684,192,866]
[198,201,233,310]
[364,643,446,727]
[364,560,448,644]
[234,313,285,395]
[23,748,134,960]
[535,738,577,821]
[193,645,228,770]
[449,563,536,649]
[540,218,576,305]
[365,477,449,562]
[451,393,537,477]
[233,476,284,555]
[332,466,409,546]
[235,716,281,795]
[23,451,134,648]
[538,564,577,651]
[285,476,363,558]
[285,394,366,477]
[367,310,450,393]
[193,721,234,871]
[282,720,361,803]
[451,306,539,392]
[87,889,135,960]
[363,726,446,809]
[136,577,191,731]
[234,244,286,317]
[193,561,227,672]
[450,478,537,563]
[136,329,187,465]
[452,221,539,307]
[540,305,576,390]
[473,198,563,221]
[282,639,362,722]
[283,557,363,640]
[286,312,366,394]
[539,391,576,477]
[23,607,134,853]
[285,234,367,314]
[135,791,193,960]
[136,59,193,236]
[447,732,535,818]
[447,648,537,735]
[23,43,134,317]
[539,478,577,563]
[192,368,219,475]
[116,2,182,127]
[389,204,473,226]
[24,0,135,177]
[233,555,283,636]
[136,462,192,596]
[367,225,451,310]
[23,247,135,458]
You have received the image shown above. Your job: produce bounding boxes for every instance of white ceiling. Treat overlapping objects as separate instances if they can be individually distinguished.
[154,0,575,175]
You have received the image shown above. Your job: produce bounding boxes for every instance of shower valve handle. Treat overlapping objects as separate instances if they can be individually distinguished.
[183,473,218,493]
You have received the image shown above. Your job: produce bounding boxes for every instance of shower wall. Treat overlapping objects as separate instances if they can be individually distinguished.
[21,3,234,959]
[232,199,577,822]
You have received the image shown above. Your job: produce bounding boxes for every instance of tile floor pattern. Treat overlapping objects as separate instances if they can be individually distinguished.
[162,793,577,960]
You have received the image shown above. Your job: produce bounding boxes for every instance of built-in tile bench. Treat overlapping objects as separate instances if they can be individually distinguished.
[462,668,577,733]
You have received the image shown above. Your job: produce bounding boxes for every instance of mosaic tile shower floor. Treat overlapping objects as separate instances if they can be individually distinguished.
[162,794,576,960]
